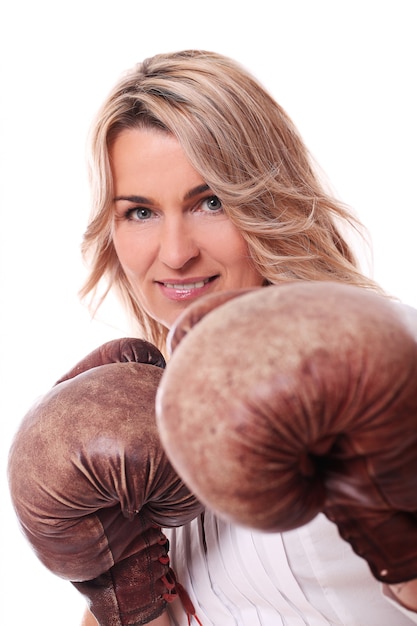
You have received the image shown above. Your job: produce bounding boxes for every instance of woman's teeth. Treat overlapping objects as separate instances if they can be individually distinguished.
[164,280,208,290]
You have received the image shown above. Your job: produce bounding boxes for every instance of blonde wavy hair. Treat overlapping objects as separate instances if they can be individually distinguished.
[81,49,382,352]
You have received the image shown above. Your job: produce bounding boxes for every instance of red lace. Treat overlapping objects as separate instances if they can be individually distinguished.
[160,563,202,625]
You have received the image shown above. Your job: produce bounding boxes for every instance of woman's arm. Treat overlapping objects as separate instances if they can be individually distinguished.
[389,579,417,612]
[81,607,171,625]
[80,609,97,626]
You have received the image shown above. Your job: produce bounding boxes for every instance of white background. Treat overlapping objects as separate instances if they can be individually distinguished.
[1,1,416,624]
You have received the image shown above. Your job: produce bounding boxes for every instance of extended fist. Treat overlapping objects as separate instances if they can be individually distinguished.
[156,282,417,584]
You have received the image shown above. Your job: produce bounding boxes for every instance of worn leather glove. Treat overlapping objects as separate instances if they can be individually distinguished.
[9,339,203,625]
[156,282,417,584]
[55,337,166,383]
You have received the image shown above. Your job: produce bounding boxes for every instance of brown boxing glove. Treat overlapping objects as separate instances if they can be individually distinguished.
[8,339,203,625]
[156,282,417,585]
[166,289,253,354]
[55,337,166,384]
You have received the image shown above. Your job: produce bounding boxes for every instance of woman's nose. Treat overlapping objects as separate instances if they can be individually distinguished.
[158,218,200,269]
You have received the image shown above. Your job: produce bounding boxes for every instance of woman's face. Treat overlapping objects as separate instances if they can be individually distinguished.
[110,127,264,329]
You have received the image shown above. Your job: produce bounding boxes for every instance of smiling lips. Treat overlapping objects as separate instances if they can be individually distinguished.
[163,279,210,290]
[158,276,217,300]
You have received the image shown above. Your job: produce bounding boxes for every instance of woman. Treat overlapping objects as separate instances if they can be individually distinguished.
[41,50,417,623]
[81,49,380,357]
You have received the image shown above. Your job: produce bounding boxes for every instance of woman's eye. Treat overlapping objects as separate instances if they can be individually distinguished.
[126,207,153,221]
[202,196,223,212]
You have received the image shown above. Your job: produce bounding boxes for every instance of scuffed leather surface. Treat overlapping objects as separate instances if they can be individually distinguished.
[9,362,202,581]
[9,338,202,625]
[56,338,166,384]
[72,517,171,625]
[167,288,255,354]
[157,281,417,584]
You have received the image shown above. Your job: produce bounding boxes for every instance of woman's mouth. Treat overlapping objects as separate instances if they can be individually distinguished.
[163,279,208,290]
[158,276,218,300]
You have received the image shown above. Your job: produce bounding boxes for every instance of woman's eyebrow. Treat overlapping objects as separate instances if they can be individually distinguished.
[113,184,210,204]
[183,184,210,200]
[113,194,150,203]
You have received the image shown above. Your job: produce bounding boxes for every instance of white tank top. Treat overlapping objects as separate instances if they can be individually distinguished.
[165,511,416,625]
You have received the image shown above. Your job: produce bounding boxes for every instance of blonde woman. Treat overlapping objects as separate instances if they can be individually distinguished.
[9,50,417,625]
